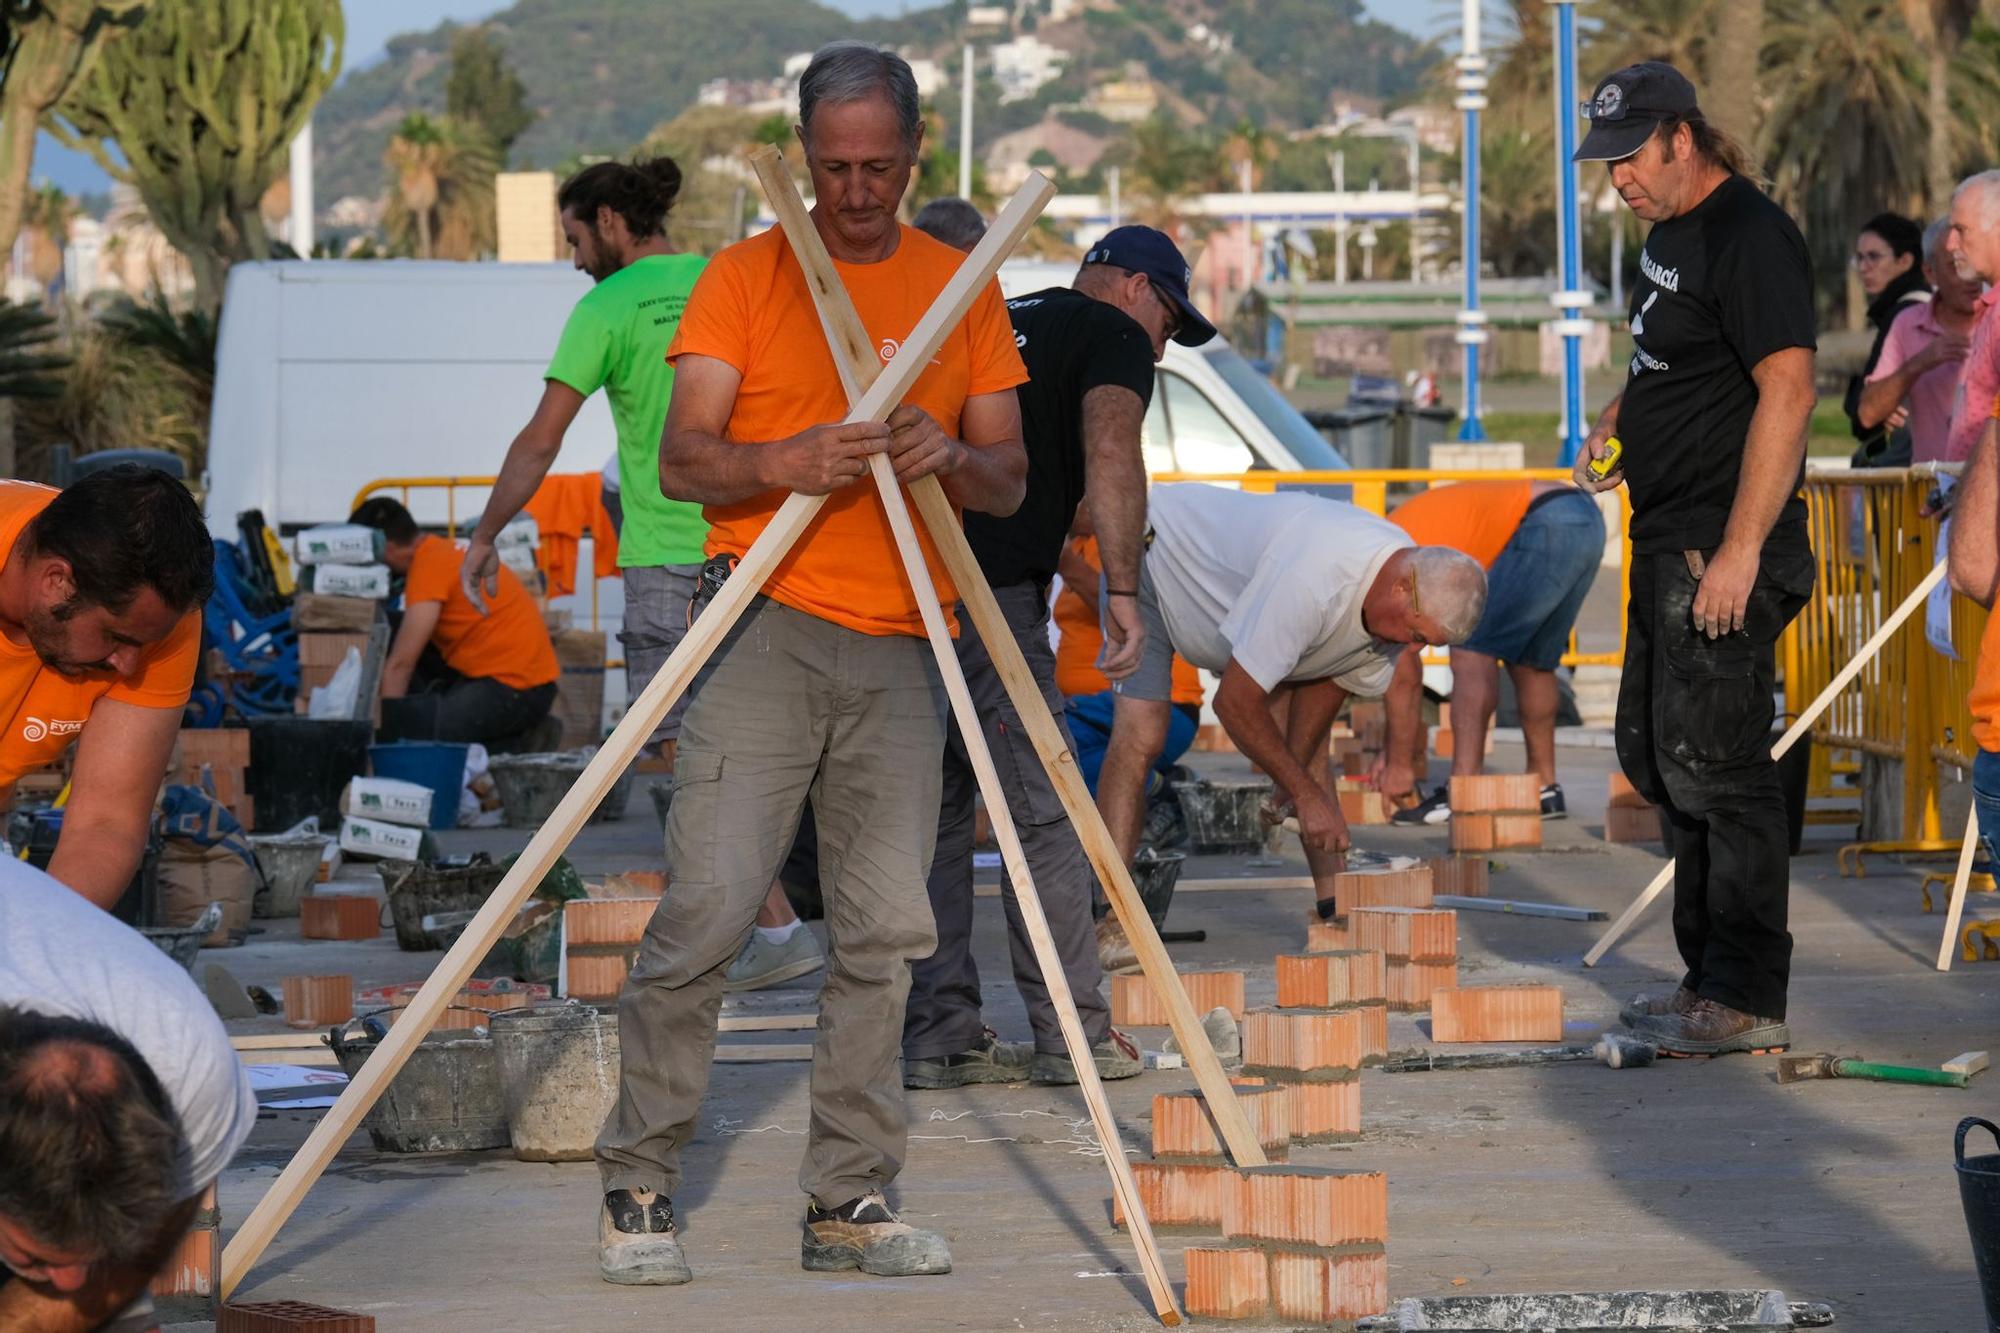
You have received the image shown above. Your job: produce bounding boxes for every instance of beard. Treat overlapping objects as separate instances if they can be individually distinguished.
[23,601,103,676]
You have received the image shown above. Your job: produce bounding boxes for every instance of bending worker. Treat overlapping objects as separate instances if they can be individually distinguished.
[1097,483,1486,923]
[593,43,1028,1286]
[1378,479,1606,825]
[0,467,213,910]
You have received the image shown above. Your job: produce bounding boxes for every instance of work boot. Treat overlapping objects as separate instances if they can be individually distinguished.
[801,1192,952,1276]
[1031,1028,1143,1084]
[1096,917,1140,974]
[1540,783,1568,819]
[903,1028,1034,1090]
[598,1188,692,1286]
[1619,984,1698,1029]
[1639,997,1791,1058]
[723,925,825,992]
[1390,785,1452,827]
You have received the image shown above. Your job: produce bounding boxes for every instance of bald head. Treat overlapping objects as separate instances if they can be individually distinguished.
[1364,546,1487,646]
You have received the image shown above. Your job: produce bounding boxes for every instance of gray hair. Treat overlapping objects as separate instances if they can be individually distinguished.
[1408,546,1488,644]
[798,40,922,156]
[1953,169,2000,231]
[912,197,987,251]
[1924,215,1951,260]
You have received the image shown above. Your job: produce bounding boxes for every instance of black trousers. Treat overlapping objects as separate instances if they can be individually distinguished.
[380,669,557,753]
[1613,542,1813,1019]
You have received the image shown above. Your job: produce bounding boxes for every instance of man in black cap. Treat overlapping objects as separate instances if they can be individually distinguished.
[1571,61,1818,1058]
[902,223,1216,1089]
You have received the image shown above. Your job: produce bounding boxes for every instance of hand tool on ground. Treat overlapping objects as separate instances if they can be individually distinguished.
[1777,1053,1970,1088]
[220,171,1056,1300]
[1596,1030,1657,1068]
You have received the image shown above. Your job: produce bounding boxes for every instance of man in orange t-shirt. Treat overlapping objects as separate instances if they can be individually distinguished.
[349,498,559,752]
[1948,392,2000,865]
[590,44,1027,1287]
[0,468,212,910]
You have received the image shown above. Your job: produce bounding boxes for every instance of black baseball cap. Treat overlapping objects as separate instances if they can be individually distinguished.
[1081,225,1216,346]
[1572,61,1700,163]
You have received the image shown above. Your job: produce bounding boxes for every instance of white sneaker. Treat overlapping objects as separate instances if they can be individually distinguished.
[723,926,825,992]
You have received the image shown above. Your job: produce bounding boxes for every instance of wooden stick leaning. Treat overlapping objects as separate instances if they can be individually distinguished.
[1583,559,1949,968]
[751,151,1179,1324]
[1935,808,1981,972]
[218,190,1039,1299]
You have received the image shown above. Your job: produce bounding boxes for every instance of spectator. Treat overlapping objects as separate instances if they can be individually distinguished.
[1943,171,2000,465]
[1860,217,1978,465]
[1843,212,1929,465]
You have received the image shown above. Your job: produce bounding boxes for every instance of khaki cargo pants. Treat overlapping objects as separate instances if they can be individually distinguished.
[595,595,947,1208]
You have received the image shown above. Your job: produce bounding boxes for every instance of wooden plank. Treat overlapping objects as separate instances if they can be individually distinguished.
[1936,809,1981,972]
[1943,1050,1990,1077]
[752,147,1180,1327]
[1435,893,1607,921]
[218,171,1043,1302]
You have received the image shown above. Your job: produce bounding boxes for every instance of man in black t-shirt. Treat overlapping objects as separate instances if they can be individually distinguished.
[1573,62,1818,1059]
[902,220,1217,1089]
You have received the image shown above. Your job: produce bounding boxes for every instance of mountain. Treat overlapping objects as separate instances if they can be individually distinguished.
[311,0,1438,208]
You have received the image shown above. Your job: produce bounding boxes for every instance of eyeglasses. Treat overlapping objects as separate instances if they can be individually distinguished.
[1147,278,1182,343]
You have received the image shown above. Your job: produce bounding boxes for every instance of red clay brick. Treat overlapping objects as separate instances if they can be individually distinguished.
[218,1302,376,1332]
[1608,771,1653,809]
[1109,969,1247,1027]
[1152,1087,1291,1162]
[1277,1076,1362,1142]
[1275,950,1385,1007]
[1337,786,1389,825]
[1448,773,1542,813]
[1305,918,1353,952]
[151,1184,216,1310]
[1605,804,1665,844]
[1430,984,1565,1043]
[1184,1247,1269,1320]
[1385,958,1459,1011]
[1427,855,1489,897]
[565,952,639,1003]
[1334,865,1434,909]
[1350,1000,1389,1063]
[563,897,656,946]
[1451,812,1543,852]
[1241,1008,1364,1078]
[299,894,379,941]
[1268,1249,1390,1322]
[1350,906,1458,961]
[1221,1165,1389,1248]
[1113,1161,1227,1230]
[281,975,352,1028]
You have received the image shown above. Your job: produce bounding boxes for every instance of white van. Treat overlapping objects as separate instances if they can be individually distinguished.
[204,257,1345,535]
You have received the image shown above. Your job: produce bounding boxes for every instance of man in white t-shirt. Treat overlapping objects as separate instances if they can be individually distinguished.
[1096,483,1486,919]
[0,857,256,1329]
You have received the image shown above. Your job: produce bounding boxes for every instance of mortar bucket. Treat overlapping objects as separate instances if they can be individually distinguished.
[248,835,328,918]
[1172,778,1273,855]
[489,1002,621,1162]
[330,1011,511,1153]
[489,749,633,829]
[369,742,469,831]
[377,855,507,951]
[1958,1116,2000,1332]
[1129,850,1187,930]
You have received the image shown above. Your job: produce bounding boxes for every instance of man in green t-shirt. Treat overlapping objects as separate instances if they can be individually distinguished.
[462,157,711,763]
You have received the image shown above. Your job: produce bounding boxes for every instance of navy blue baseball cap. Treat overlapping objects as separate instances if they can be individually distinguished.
[1081,225,1216,346]
[1573,61,1700,163]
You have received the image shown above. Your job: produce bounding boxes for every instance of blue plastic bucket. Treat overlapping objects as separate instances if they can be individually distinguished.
[368,742,469,831]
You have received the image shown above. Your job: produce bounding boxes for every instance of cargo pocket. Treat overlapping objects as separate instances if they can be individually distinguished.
[1658,639,1766,767]
[662,748,724,882]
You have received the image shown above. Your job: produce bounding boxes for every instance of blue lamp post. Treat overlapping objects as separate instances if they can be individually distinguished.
[1552,0,1593,466]
[1454,0,1488,442]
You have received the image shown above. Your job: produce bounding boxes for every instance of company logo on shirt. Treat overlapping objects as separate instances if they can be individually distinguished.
[21,716,81,743]
[877,337,941,369]
[1639,251,1679,293]
[1631,290,1658,337]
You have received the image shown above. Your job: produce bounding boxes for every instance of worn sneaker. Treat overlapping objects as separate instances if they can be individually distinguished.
[1390,785,1452,827]
[598,1188,693,1286]
[1031,1028,1142,1084]
[1540,783,1568,820]
[1096,917,1140,974]
[1619,984,1698,1030]
[801,1192,952,1276]
[1639,997,1791,1058]
[723,925,825,993]
[903,1028,1034,1089]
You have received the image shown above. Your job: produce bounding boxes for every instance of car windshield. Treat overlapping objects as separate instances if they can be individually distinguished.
[1202,345,1348,471]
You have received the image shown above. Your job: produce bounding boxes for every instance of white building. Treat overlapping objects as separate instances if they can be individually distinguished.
[905,56,945,100]
[990,34,1069,103]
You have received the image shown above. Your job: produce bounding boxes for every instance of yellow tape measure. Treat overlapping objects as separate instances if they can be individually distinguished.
[1586,435,1624,480]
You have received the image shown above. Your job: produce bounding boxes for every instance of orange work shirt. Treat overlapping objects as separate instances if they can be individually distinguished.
[0,481,199,786]
[1386,479,1536,569]
[1970,607,2000,753]
[403,535,559,691]
[667,224,1029,637]
[1054,536,1203,706]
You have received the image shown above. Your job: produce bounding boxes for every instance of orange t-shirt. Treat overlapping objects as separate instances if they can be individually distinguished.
[667,224,1029,637]
[0,481,199,785]
[1386,479,1536,568]
[1969,607,2000,752]
[1054,536,1203,706]
[403,535,559,691]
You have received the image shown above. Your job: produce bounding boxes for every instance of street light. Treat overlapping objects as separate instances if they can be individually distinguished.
[1454,0,1489,442]
[1550,1,1593,466]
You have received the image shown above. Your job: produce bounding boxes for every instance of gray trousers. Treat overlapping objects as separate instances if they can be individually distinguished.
[619,564,704,747]
[595,596,947,1207]
[903,581,1110,1060]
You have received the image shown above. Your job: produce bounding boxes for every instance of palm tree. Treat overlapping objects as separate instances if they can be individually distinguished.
[1901,0,1984,210]
[1126,112,1220,235]
[1224,119,1277,193]
[1705,0,1763,144]
[18,183,74,294]
[1587,0,1716,79]
[381,113,498,261]
[1481,127,1557,277]
[1470,0,1555,141]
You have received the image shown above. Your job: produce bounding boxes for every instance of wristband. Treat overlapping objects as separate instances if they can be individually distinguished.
[1105,587,1139,598]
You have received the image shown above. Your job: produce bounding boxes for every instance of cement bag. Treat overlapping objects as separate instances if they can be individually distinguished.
[301,563,391,598]
[157,841,256,946]
[295,524,385,565]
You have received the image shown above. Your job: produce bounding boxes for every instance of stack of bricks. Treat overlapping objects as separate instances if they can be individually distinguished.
[1114,1084,1292,1231]
[173,727,254,830]
[563,895,664,1002]
[1109,969,1246,1028]
[1604,771,1665,845]
[1273,947,1389,1069]
[1448,774,1542,852]
[1183,1166,1390,1322]
[1238,982,1368,1144]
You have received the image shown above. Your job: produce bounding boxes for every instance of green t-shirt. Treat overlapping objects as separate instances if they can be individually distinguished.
[545,252,710,567]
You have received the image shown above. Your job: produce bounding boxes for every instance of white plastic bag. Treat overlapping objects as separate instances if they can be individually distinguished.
[308,647,363,719]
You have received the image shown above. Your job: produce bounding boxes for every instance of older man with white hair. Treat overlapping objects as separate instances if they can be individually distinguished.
[1941,170,2000,466]
[1093,482,1485,932]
